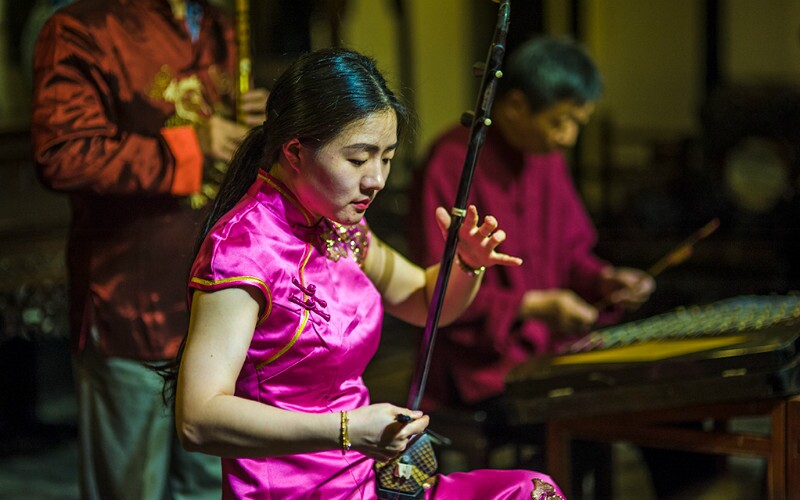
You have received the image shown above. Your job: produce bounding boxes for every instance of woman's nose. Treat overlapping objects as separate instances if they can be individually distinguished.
[361,161,386,191]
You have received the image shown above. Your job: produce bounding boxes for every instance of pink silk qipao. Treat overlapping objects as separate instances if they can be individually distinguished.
[189,171,564,499]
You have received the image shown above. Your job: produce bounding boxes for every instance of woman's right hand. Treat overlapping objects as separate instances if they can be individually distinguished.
[347,403,429,462]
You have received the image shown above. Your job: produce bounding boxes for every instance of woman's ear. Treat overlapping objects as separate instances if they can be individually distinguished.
[281,138,303,173]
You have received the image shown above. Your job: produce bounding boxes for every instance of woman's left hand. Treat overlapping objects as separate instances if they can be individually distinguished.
[435,205,523,270]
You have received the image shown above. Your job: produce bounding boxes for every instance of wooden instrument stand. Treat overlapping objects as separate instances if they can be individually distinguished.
[545,395,800,499]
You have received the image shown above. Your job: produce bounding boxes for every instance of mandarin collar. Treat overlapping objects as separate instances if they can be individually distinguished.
[257,170,366,261]
[257,169,325,232]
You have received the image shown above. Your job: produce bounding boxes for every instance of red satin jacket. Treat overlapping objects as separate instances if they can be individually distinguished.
[31,0,236,360]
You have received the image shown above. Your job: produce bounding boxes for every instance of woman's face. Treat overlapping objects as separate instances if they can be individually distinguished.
[293,109,398,226]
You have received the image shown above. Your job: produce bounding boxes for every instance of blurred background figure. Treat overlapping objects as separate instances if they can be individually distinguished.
[411,34,654,446]
[29,0,266,498]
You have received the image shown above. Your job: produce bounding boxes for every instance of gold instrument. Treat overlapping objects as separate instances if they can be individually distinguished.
[190,0,251,209]
[234,0,252,121]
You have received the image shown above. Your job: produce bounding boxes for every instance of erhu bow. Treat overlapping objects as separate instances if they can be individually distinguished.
[374,1,511,497]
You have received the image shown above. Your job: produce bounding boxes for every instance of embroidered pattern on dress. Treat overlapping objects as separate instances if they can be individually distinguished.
[319,220,369,266]
[531,478,564,500]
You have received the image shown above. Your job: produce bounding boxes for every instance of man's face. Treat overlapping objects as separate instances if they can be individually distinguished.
[516,99,595,154]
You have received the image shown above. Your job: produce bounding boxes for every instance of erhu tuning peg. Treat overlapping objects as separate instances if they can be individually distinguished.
[471,62,486,78]
[460,111,474,128]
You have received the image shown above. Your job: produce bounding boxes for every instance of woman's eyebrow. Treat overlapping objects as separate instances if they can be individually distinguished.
[343,142,399,153]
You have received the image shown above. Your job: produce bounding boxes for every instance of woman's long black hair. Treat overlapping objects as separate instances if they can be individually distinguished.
[201,47,412,248]
[161,47,413,406]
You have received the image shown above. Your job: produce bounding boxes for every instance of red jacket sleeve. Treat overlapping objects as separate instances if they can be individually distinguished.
[30,14,202,196]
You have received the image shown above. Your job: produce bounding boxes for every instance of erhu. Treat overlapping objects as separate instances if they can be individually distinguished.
[191,0,252,209]
[374,1,511,498]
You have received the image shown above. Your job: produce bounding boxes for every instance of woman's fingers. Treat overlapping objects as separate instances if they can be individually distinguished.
[432,205,523,268]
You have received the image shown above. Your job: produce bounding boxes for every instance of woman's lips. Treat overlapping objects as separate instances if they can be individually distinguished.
[353,199,371,210]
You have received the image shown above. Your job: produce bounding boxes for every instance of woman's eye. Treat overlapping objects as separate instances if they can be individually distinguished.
[382,158,392,165]
[349,159,366,166]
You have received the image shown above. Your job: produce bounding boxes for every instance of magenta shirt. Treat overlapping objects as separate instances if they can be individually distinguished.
[190,171,380,497]
[188,171,563,499]
[413,125,612,407]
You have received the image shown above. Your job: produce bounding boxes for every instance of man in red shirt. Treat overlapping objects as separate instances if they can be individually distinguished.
[31,1,267,498]
[413,35,654,436]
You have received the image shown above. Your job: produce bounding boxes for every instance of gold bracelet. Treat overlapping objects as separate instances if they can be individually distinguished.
[340,411,351,454]
[456,254,486,278]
